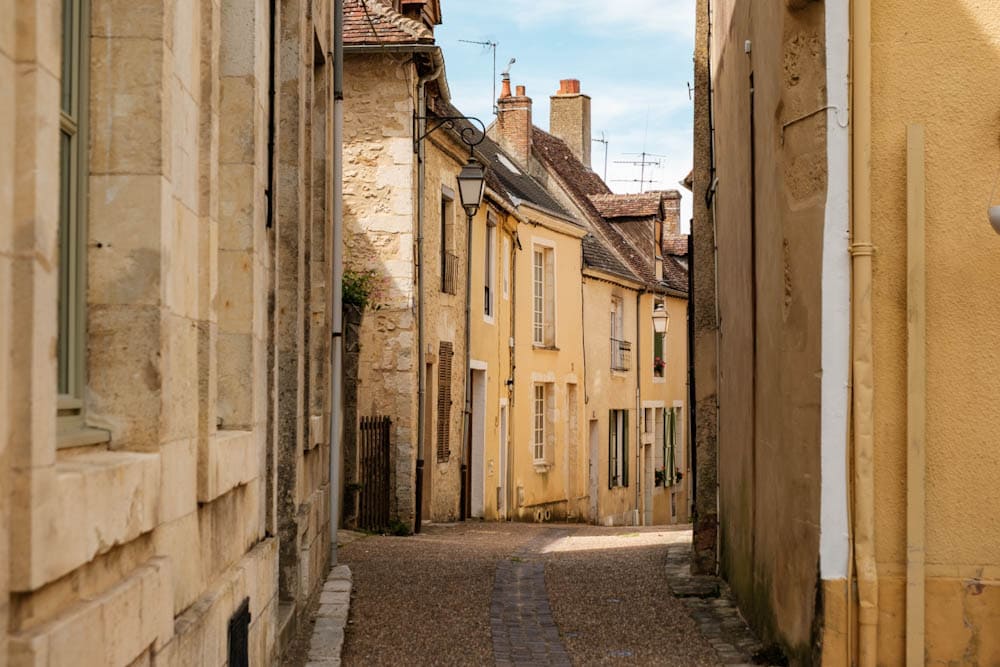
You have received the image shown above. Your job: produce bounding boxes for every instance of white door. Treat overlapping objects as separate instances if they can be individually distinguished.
[471,369,487,518]
[499,401,508,518]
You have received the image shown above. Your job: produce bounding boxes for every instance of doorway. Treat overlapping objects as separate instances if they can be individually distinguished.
[499,400,508,518]
[422,361,434,521]
[470,367,487,518]
[588,419,600,522]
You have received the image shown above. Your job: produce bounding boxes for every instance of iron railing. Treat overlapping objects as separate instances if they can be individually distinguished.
[611,338,632,371]
[358,416,391,532]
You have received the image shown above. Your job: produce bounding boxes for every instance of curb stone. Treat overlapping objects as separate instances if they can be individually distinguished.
[305,564,352,666]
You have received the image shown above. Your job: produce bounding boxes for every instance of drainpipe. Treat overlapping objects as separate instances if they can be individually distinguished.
[851,0,879,661]
[328,0,344,563]
[414,53,444,533]
[635,291,643,525]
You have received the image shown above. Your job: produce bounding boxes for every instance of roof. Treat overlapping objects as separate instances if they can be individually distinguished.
[588,193,662,219]
[582,234,640,283]
[531,127,689,297]
[662,233,689,257]
[432,101,573,222]
[343,0,434,46]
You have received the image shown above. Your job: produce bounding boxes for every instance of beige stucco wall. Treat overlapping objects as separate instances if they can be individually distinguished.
[868,3,1000,663]
[509,210,587,521]
[708,0,827,660]
[4,0,335,664]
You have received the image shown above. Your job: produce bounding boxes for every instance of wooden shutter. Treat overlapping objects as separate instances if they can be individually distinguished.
[436,342,454,462]
[667,408,676,485]
[622,410,630,487]
[608,410,614,489]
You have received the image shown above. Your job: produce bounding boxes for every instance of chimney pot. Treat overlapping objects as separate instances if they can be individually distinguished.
[515,85,526,97]
[558,79,581,95]
[500,77,512,98]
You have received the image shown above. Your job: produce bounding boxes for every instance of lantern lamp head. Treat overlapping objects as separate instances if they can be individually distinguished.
[457,157,486,219]
[652,303,669,334]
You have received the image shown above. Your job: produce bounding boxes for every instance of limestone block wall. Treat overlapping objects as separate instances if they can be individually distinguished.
[3,0,336,664]
[342,52,420,525]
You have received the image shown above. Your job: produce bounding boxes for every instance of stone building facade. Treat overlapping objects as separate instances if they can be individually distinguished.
[2,0,341,664]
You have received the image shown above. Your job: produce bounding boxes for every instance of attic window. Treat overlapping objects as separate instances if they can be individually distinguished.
[496,153,522,175]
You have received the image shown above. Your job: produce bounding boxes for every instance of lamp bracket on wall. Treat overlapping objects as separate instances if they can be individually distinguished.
[413,114,487,155]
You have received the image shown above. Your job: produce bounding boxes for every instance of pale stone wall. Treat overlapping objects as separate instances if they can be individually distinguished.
[4,0,336,664]
[342,52,422,525]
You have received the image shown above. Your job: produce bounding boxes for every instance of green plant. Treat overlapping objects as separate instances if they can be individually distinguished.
[342,268,384,309]
[386,518,412,537]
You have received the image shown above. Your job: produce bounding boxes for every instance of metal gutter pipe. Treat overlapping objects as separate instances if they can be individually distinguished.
[328,0,344,563]
[635,291,643,524]
[850,0,879,661]
[460,207,473,521]
[414,51,444,533]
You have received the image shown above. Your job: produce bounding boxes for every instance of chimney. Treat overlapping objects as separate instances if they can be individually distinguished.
[550,78,592,168]
[495,74,533,167]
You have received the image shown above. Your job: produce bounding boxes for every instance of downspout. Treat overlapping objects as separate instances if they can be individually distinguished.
[460,206,473,521]
[328,0,344,563]
[635,291,643,525]
[414,52,444,533]
[851,0,879,661]
[687,263,696,519]
[508,224,520,519]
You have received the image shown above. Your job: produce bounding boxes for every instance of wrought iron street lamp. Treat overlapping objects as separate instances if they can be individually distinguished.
[457,156,486,218]
[652,302,670,335]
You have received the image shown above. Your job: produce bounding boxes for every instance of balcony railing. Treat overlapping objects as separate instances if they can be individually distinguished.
[441,251,458,295]
[611,338,632,371]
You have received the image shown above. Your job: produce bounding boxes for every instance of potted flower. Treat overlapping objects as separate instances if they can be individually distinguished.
[655,466,668,487]
[654,356,665,373]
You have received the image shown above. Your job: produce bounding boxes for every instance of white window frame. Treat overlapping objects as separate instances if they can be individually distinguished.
[531,240,556,347]
[484,212,496,322]
[533,384,546,463]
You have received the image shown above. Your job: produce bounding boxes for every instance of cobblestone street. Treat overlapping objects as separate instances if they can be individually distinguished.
[333,523,745,666]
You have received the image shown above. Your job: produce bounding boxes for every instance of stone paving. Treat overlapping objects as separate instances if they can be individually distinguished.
[664,543,782,666]
[490,530,572,666]
[303,564,353,667]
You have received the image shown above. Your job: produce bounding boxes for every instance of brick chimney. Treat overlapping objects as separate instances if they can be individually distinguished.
[495,75,533,167]
[550,79,592,168]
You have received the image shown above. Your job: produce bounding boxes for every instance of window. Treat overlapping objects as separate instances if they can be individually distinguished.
[441,186,457,294]
[58,0,90,431]
[609,409,629,488]
[653,299,666,378]
[610,296,630,371]
[436,342,454,462]
[484,213,496,319]
[532,244,555,346]
[502,236,510,300]
[533,384,546,463]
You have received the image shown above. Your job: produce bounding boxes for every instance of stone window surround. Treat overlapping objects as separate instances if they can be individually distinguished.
[531,238,556,348]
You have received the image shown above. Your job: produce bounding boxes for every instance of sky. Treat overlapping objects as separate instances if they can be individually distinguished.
[436,1,695,228]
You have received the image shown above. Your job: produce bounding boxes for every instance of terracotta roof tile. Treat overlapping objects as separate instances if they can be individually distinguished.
[662,233,689,257]
[588,192,662,219]
[343,0,433,46]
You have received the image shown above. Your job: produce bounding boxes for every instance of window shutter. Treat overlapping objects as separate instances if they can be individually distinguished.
[436,342,454,462]
[608,410,614,489]
[622,410,630,487]
[667,408,676,485]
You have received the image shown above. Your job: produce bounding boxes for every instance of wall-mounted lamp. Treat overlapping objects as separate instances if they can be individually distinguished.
[652,303,670,335]
[457,156,486,219]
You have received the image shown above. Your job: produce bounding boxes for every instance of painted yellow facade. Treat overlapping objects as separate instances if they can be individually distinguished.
[696,0,1000,662]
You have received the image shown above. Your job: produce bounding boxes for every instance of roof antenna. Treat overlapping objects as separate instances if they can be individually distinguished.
[592,132,610,183]
[459,39,500,115]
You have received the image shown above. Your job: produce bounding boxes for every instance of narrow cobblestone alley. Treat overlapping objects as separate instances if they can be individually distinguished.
[332,524,730,666]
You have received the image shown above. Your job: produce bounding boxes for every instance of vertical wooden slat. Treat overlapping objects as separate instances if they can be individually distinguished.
[906,124,926,666]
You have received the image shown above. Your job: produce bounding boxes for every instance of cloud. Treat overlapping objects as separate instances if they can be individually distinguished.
[482,0,695,40]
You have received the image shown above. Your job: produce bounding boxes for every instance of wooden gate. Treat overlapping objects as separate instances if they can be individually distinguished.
[358,416,391,531]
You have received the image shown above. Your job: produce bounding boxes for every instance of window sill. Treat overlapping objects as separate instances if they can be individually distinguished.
[652,376,666,384]
[532,461,551,473]
[57,426,111,451]
[532,344,559,351]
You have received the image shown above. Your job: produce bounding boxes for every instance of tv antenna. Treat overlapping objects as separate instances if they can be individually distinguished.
[612,152,666,193]
[592,132,609,182]
[459,39,500,115]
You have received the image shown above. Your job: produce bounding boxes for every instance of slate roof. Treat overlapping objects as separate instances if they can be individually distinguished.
[581,234,637,282]
[588,193,662,219]
[343,0,433,46]
[432,101,573,221]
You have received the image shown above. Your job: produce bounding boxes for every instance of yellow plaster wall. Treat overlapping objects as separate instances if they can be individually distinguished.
[869,2,1000,661]
[510,212,587,521]
[469,205,515,521]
